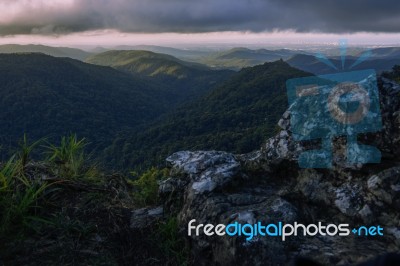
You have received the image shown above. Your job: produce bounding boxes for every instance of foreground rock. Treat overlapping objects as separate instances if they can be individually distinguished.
[159,77,400,265]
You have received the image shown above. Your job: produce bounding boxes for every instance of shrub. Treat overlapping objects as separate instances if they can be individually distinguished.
[131,167,168,206]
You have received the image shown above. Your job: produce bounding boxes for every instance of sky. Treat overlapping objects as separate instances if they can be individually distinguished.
[0,0,399,48]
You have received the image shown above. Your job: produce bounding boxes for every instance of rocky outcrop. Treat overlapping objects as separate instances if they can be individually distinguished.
[155,77,400,265]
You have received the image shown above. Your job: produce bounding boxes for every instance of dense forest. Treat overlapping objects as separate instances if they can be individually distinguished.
[102,60,311,171]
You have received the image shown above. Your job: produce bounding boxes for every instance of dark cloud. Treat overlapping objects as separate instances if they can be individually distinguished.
[0,0,399,35]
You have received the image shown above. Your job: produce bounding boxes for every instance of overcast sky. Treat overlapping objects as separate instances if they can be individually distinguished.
[0,0,399,47]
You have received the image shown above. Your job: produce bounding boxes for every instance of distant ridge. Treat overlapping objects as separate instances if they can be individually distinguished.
[0,44,92,61]
[86,50,210,78]
[113,45,209,60]
[287,53,400,75]
[86,50,234,101]
[198,47,299,69]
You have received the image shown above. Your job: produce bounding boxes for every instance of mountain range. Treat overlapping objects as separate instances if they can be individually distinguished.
[2,43,400,72]
[0,44,399,171]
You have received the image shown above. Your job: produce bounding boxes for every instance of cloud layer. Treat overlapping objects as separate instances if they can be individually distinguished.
[0,0,400,35]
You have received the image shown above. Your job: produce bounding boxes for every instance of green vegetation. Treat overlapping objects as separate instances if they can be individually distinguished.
[131,167,169,206]
[104,60,312,170]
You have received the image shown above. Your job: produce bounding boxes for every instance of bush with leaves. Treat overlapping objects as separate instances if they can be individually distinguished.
[131,167,168,206]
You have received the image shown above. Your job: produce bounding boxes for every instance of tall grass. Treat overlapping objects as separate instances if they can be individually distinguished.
[0,134,93,238]
[0,155,49,237]
[45,134,88,178]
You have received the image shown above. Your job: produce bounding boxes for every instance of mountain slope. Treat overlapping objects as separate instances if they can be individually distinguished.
[0,44,91,60]
[86,50,209,78]
[103,60,312,170]
[367,47,400,59]
[86,50,234,101]
[200,48,299,70]
[113,45,209,60]
[0,53,183,155]
[287,54,400,75]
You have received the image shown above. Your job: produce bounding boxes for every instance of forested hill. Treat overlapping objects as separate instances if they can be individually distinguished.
[103,60,312,170]
[86,50,235,101]
[0,53,196,157]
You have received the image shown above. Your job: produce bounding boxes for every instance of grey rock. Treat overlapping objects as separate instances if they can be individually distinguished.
[334,184,363,217]
[367,166,400,206]
[166,151,240,194]
[358,204,373,223]
[130,206,163,230]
